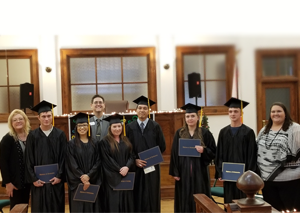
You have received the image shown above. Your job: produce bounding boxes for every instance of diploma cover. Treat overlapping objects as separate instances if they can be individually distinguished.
[73,184,100,202]
[138,146,164,168]
[113,172,135,190]
[34,163,58,183]
[222,162,245,182]
[179,139,201,157]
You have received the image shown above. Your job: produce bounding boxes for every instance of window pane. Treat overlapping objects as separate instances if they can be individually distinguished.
[123,57,147,82]
[279,57,294,76]
[97,57,121,83]
[205,54,226,80]
[184,81,205,106]
[0,59,7,85]
[183,55,204,81]
[9,86,20,111]
[265,88,290,117]
[124,83,148,109]
[70,58,96,84]
[8,59,31,85]
[0,87,8,113]
[206,81,226,106]
[98,84,122,101]
[71,85,96,111]
[262,57,277,76]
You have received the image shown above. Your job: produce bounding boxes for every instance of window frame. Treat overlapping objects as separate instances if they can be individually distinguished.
[0,49,40,122]
[176,45,235,115]
[60,47,157,114]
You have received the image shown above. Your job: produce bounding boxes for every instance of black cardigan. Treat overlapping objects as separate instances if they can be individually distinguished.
[0,133,26,189]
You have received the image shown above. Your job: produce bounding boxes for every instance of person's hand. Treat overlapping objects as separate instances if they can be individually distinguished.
[173,176,180,181]
[83,182,90,191]
[5,183,18,197]
[49,177,61,185]
[195,145,204,153]
[80,174,90,183]
[33,179,45,187]
[120,166,129,176]
[218,177,224,182]
[135,159,147,168]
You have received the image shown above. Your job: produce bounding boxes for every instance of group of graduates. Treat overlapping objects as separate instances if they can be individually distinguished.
[1,93,300,213]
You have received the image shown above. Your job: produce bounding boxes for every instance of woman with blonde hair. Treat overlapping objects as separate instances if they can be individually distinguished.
[0,109,31,210]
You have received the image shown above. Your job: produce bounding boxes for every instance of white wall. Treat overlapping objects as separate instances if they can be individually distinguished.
[1,35,300,141]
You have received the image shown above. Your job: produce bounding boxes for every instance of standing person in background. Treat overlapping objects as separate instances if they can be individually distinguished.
[126,95,166,212]
[0,109,31,210]
[257,102,300,211]
[66,113,101,213]
[100,113,135,212]
[169,103,216,212]
[25,100,67,213]
[89,94,109,142]
[215,97,258,204]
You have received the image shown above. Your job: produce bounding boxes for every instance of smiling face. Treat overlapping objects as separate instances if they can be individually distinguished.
[270,105,285,125]
[11,113,25,131]
[185,112,199,127]
[76,122,89,137]
[110,123,123,137]
[136,104,148,121]
[91,97,105,114]
[228,107,241,123]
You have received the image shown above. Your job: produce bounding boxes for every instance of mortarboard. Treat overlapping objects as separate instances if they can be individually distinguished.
[31,100,57,114]
[70,112,93,136]
[180,103,204,127]
[103,113,123,125]
[224,97,249,109]
[133,95,156,106]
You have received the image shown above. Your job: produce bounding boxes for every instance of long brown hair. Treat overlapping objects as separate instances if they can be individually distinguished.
[264,102,293,134]
[105,124,132,153]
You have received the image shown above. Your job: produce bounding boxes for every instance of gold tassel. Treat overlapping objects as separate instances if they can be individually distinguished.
[52,104,54,126]
[148,98,150,118]
[199,108,203,128]
[88,114,90,137]
[123,116,126,136]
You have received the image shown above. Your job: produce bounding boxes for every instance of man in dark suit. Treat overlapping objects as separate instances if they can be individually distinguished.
[89,94,109,142]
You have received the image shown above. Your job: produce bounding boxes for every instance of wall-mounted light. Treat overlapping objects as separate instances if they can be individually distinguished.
[45,67,52,73]
[164,64,170,70]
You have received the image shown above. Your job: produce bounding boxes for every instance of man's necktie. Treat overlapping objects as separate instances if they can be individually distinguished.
[140,122,144,133]
[96,119,101,140]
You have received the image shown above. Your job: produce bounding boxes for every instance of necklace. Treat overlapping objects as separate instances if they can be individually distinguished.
[265,128,281,149]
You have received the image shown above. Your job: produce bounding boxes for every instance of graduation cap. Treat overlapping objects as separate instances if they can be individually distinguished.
[31,100,57,114]
[224,97,249,109]
[31,100,57,126]
[180,103,204,128]
[70,112,92,136]
[133,95,155,118]
[104,113,126,136]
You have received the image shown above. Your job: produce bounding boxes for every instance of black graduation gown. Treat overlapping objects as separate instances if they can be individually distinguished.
[126,119,166,212]
[169,128,216,213]
[25,127,67,213]
[215,124,258,204]
[65,139,101,213]
[100,138,135,212]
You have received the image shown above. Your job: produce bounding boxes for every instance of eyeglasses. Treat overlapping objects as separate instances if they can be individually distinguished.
[77,124,88,128]
[93,101,104,105]
[12,118,24,122]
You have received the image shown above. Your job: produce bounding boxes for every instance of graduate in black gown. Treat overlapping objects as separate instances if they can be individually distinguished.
[169,103,216,213]
[126,96,166,212]
[66,113,101,213]
[100,113,135,212]
[215,98,258,204]
[25,100,67,213]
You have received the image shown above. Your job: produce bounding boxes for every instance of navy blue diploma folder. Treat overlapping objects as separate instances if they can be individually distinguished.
[179,139,201,157]
[73,184,100,202]
[138,146,164,168]
[34,163,58,183]
[222,162,245,182]
[113,172,135,190]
